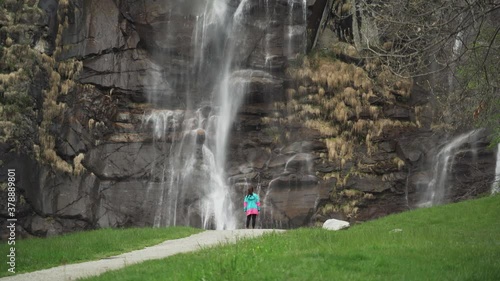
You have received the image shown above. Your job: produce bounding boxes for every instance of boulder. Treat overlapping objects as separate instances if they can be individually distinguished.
[322,219,350,231]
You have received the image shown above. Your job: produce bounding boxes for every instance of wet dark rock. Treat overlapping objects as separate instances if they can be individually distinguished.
[96,180,160,228]
[261,176,329,228]
[27,216,62,237]
[229,173,259,185]
[315,162,340,173]
[268,154,290,168]
[384,105,411,120]
[345,174,395,193]
[59,0,126,59]
[283,153,319,173]
[395,131,437,164]
[80,49,168,95]
[282,141,326,154]
[55,120,89,159]
[2,0,496,237]
[84,143,158,180]
[269,174,320,188]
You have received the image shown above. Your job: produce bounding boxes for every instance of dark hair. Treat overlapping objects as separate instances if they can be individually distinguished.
[247,186,254,197]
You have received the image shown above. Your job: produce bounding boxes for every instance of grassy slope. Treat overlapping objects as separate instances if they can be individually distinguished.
[0,226,202,277]
[86,195,500,281]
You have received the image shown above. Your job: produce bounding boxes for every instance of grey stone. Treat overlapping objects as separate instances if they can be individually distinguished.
[56,120,89,158]
[60,0,125,59]
[384,105,410,120]
[261,176,329,228]
[322,219,350,231]
[345,174,393,193]
[268,154,290,168]
[84,143,159,180]
[96,180,160,228]
[80,49,168,94]
[283,153,319,173]
[229,173,259,184]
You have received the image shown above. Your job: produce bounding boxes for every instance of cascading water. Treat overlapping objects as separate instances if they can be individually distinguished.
[141,0,236,230]
[262,153,318,228]
[286,0,308,57]
[418,130,482,207]
[492,144,500,194]
[143,0,308,229]
[448,30,464,91]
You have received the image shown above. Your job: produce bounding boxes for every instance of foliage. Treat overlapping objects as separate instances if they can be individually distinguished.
[456,24,500,145]
[0,0,87,174]
[282,54,414,166]
[341,0,499,76]
[338,0,500,144]
[308,48,338,69]
[83,195,500,281]
[0,227,202,277]
[0,46,37,151]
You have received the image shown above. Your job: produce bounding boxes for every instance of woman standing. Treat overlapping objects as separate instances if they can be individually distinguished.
[243,186,260,229]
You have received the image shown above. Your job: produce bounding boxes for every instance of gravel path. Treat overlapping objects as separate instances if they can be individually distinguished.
[1,229,283,281]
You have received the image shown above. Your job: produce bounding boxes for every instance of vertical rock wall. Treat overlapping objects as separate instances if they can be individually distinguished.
[0,0,496,237]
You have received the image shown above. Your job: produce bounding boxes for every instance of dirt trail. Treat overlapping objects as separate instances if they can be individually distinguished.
[1,229,284,281]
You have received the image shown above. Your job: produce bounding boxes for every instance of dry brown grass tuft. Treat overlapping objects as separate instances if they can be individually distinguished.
[341,3,352,14]
[341,189,363,199]
[297,104,321,118]
[393,157,405,170]
[318,87,325,96]
[333,101,349,122]
[369,106,380,119]
[363,193,375,200]
[298,86,308,96]
[305,120,338,137]
[73,153,86,175]
[320,203,339,215]
[286,88,296,99]
[352,119,369,135]
[283,46,418,177]
[44,148,72,173]
[325,137,354,164]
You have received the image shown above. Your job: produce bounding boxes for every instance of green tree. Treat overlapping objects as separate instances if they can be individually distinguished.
[457,24,500,145]
[330,0,500,143]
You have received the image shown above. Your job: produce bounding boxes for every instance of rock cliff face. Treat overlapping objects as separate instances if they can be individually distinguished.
[0,0,496,237]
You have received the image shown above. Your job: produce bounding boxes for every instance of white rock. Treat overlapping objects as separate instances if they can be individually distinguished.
[322,219,350,231]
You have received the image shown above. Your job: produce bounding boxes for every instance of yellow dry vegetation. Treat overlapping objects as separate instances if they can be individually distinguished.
[284,52,413,163]
[269,47,418,221]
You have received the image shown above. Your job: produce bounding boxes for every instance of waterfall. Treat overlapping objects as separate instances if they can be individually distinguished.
[142,0,237,230]
[492,144,500,194]
[143,0,307,229]
[286,0,307,57]
[262,153,317,228]
[448,22,463,91]
[418,130,482,207]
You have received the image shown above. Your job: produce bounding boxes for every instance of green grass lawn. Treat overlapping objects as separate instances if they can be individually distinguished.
[0,226,202,277]
[84,195,500,281]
